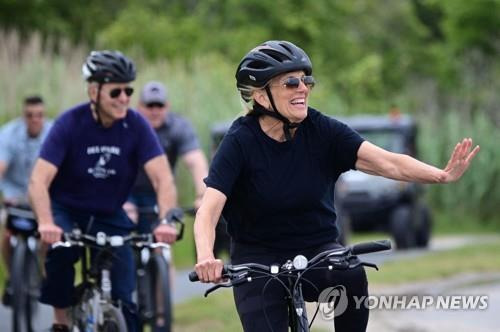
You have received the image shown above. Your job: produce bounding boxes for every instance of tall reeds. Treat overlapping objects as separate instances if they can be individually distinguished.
[1,30,498,224]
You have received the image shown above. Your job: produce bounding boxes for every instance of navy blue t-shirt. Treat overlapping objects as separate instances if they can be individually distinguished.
[205,108,364,250]
[40,102,163,215]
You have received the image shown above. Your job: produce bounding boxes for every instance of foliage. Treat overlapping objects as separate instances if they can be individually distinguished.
[0,0,499,222]
[1,0,499,113]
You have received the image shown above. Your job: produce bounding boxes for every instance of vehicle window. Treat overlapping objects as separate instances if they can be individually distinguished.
[358,130,406,153]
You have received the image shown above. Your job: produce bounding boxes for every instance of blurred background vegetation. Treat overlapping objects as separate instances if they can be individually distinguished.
[0,0,498,226]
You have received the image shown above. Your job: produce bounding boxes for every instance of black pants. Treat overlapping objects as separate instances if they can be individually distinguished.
[231,242,369,332]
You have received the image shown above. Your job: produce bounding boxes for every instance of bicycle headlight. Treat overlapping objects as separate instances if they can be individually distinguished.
[96,232,106,246]
[109,235,124,247]
[293,255,308,270]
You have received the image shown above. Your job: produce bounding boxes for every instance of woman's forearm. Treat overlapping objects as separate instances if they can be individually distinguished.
[194,207,218,261]
[388,153,447,184]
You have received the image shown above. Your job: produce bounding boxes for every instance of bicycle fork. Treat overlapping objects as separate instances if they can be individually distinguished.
[293,283,309,332]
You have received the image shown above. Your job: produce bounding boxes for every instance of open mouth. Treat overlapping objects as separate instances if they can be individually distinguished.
[290,98,306,107]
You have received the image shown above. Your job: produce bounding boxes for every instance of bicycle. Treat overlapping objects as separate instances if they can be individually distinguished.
[132,207,186,332]
[189,239,392,332]
[53,229,167,332]
[4,204,42,332]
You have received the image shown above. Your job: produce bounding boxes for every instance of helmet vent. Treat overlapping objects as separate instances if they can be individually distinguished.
[261,49,289,63]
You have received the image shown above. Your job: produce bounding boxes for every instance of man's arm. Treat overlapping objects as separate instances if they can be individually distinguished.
[28,158,62,244]
[0,161,7,203]
[144,154,178,243]
[355,138,480,184]
[0,160,6,179]
[182,149,209,207]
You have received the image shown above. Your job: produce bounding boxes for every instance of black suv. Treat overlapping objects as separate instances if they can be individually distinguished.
[335,114,432,249]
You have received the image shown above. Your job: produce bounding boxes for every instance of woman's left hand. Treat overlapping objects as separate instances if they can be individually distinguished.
[442,138,480,183]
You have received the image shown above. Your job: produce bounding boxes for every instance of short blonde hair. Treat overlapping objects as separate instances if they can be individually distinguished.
[238,84,266,115]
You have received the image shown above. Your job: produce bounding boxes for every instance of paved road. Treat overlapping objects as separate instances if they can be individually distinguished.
[1,235,498,331]
[367,274,500,332]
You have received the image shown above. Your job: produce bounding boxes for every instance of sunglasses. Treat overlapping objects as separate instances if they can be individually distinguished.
[280,75,316,89]
[109,87,134,98]
[146,102,165,109]
[25,112,44,119]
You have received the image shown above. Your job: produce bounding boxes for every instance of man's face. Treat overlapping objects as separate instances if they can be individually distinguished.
[23,103,45,137]
[138,101,169,129]
[90,82,133,126]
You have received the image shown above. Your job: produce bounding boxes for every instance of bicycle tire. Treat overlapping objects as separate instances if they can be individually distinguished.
[99,305,128,332]
[11,239,40,332]
[140,252,172,332]
[71,287,94,332]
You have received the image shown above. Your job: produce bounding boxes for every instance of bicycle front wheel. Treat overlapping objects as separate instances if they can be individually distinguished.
[99,305,128,332]
[11,239,41,332]
[140,252,172,332]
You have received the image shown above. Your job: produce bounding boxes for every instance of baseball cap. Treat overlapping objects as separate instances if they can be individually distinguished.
[140,81,168,104]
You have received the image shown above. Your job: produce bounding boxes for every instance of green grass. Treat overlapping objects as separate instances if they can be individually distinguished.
[173,290,241,332]
[174,289,327,332]
[172,214,196,269]
[367,242,500,285]
[432,210,500,235]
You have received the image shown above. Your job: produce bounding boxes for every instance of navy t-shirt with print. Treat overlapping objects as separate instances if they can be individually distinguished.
[205,108,364,250]
[39,102,163,216]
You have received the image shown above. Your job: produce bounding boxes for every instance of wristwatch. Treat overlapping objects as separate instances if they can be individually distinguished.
[159,218,170,225]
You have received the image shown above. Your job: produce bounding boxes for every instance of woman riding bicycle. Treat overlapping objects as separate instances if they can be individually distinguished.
[193,40,479,331]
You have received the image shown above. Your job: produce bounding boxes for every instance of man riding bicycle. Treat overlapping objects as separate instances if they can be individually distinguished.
[125,80,208,230]
[193,40,480,331]
[0,95,52,305]
[28,50,179,332]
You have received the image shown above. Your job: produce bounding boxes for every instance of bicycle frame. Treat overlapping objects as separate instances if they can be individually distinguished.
[53,230,136,332]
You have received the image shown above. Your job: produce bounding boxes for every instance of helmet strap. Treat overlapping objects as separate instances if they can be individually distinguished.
[91,83,103,126]
[261,86,299,141]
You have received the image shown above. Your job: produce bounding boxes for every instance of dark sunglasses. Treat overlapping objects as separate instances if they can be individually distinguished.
[281,75,316,89]
[25,112,44,119]
[146,102,165,109]
[109,87,134,98]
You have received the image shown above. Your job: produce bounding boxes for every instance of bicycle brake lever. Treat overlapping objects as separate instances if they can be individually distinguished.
[350,260,379,271]
[204,282,232,297]
[361,262,379,271]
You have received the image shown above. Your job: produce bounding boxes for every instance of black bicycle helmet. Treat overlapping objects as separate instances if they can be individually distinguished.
[236,40,312,91]
[236,41,313,141]
[82,50,136,83]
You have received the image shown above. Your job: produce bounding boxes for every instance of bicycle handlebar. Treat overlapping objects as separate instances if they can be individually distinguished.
[136,206,193,241]
[188,239,392,283]
[350,239,391,255]
[52,231,170,250]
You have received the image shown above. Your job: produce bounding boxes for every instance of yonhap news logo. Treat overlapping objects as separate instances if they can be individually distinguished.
[353,294,489,311]
[318,285,349,319]
[318,286,489,319]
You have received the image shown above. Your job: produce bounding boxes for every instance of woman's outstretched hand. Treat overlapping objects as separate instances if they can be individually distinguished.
[442,138,480,183]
